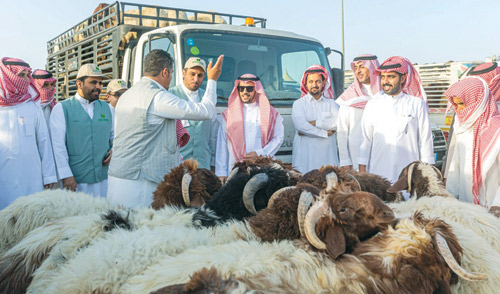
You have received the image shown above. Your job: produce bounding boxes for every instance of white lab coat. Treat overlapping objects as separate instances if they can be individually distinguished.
[50,94,114,198]
[358,92,435,185]
[107,79,217,208]
[215,102,284,177]
[446,126,500,208]
[292,94,340,173]
[0,101,57,209]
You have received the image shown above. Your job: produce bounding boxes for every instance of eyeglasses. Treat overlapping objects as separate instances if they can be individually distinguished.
[110,92,123,97]
[237,86,255,92]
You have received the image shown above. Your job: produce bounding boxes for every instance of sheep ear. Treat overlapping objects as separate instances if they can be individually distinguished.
[387,175,408,193]
[324,224,346,260]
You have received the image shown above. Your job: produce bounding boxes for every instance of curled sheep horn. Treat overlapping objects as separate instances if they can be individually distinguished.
[406,162,417,194]
[435,232,487,281]
[242,173,269,215]
[297,190,313,237]
[304,199,330,250]
[226,167,239,183]
[267,186,296,209]
[348,173,361,191]
[325,171,338,192]
[182,173,193,207]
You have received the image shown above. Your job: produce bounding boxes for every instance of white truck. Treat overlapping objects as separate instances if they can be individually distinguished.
[46,1,344,163]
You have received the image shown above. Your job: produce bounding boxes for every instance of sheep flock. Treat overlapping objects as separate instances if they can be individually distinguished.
[0,158,498,294]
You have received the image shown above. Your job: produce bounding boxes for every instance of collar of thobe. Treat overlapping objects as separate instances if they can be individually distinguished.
[305,94,325,102]
[181,83,199,99]
[384,91,405,100]
[75,93,94,105]
[243,101,258,109]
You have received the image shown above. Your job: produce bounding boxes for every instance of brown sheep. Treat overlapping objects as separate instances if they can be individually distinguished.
[388,160,450,198]
[248,183,321,242]
[298,165,360,193]
[152,159,221,209]
[300,165,403,202]
[338,212,487,294]
[229,156,302,185]
[349,170,404,202]
[150,267,243,294]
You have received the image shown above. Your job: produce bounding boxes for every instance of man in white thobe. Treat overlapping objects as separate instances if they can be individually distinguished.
[444,77,500,217]
[216,74,284,183]
[107,50,224,208]
[50,64,114,197]
[0,57,56,209]
[337,55,381,171]
[359,56,434,189]
[292,65,339,173]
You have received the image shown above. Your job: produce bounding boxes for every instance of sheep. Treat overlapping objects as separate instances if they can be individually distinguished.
[1,205,198,294]
[0,211,130,294]
[120,214,491,294]
[150,267,249,294]
[0,189,112,256]
[193,165,291,226]
[388,160,450,198]
[152,159,221,209]
[187,12,227,24]
[298,165,402,202]
[389,196,500,253]
[228,156,302,185]
[28,219,257,294]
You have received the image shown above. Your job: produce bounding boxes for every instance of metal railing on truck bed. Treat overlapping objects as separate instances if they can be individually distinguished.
[46,1,266,100]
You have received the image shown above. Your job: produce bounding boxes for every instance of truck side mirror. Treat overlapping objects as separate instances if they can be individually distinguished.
[331,68,345,99]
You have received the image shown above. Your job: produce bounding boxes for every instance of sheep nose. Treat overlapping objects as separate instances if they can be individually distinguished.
[383,210,395,218]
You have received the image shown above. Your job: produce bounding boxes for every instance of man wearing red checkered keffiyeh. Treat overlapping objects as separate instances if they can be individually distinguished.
[32,69,57,126]
[444,77,500,216]
[291,65,340,173]
[215,74,284,181]
[0,58,57,209]
[337,55,381,170]
[358,56,434,192]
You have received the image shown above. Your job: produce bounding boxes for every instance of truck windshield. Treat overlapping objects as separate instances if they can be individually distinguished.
[181,31,330,105]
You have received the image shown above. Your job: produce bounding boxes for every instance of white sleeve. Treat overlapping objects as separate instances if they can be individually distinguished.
[417,100,435,164]
[337,105,352,166]
[489,155,500,207]
[49,103,73,179]
[35,105,57,184]
[255,114,284,157]
[150,80,217,120]
[292,100,328,138]
[215,119,229,177]
[358,105,373,166]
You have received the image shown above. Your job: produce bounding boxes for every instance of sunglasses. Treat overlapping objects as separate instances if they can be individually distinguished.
[111,92,123,97]
[237,86,255,92]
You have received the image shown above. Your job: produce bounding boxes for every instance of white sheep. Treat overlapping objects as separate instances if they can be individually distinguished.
[0,205,196,294]
[27,220,255,294]
[0,189,112,255]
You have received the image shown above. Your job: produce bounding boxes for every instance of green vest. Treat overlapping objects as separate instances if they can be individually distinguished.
[169,85,213,169]
[61,97,112,184]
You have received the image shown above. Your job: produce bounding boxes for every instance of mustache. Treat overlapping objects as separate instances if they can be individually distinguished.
[383,84,392,87]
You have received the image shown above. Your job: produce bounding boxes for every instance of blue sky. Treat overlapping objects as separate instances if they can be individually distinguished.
[1,0,499,70]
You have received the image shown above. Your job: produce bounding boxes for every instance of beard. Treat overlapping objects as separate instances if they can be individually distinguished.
[383,83,401,96]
